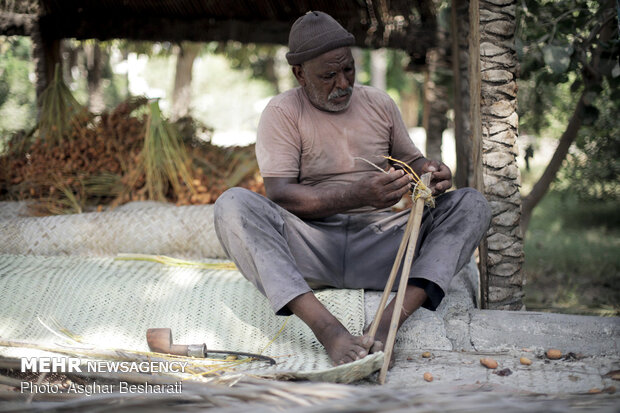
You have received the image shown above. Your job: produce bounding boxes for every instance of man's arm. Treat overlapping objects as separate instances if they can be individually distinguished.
[264,168,412,219]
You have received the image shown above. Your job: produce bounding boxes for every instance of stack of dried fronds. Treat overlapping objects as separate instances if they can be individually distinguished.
[0,79,264,214]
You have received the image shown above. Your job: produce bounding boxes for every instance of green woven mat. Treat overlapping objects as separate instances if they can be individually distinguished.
[0,254,382,382]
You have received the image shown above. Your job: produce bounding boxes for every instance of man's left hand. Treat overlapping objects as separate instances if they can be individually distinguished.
[419,159,452,195]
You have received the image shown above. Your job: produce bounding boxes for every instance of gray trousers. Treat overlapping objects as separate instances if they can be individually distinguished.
[214,187,491,315]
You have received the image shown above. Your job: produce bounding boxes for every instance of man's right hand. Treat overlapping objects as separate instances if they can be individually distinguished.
[352,168,412,210]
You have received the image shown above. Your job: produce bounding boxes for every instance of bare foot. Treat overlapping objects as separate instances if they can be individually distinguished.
[315,322,374,365]
[285,292,378,366]
[364,325,395,368]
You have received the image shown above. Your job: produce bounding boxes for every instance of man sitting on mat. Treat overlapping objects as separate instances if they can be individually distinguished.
[214,11,491,366]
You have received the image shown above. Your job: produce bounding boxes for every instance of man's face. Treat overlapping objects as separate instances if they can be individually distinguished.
[293,47,355,112]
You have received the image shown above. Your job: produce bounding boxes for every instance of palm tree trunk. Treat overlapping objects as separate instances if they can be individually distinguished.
[478,0,523,310]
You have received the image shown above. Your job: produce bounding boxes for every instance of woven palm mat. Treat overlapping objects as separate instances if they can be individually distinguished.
[0,254,383,383]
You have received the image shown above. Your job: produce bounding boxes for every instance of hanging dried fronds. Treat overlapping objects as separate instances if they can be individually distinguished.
[37,65,90,146]
[137,100,196,201]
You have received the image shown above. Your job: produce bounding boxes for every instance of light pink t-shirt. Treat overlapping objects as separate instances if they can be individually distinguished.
[256,85,423,211]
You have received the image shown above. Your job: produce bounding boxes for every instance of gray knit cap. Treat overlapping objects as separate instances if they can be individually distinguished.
[286,11,355,65]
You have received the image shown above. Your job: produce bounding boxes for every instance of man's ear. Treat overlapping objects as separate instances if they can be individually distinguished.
[292,65,306,86]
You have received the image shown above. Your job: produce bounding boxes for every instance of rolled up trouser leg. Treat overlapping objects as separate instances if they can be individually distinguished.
[213,187,349,315]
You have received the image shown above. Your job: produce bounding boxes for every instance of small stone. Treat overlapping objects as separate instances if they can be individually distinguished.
[407,356,414,361]
[520,357,532,366]
[546,349,562,360]
[588,388,602,394]
[494,368,513,377]
[423,372,433,382]
[422,352,432,358]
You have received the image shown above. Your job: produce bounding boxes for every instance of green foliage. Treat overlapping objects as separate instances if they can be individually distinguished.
[524,191,620,315]
[62,40,130,110]
[517,0,619,197]
[0,37,36,142]
[558,79,620,200]
[216,42,283,94]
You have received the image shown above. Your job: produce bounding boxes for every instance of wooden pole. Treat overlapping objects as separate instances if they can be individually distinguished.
[378,173,431,384]
[451,0,465,188]
[367,205,416,339]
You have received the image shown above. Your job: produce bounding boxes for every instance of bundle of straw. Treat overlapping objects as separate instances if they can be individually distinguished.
[37,65,90,146]
[139,100,196,201]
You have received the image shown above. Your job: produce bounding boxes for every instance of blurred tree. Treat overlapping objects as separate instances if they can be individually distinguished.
[171,41,201,121]
[61,40,125,113]
[558,79,620,201]
[0,36,36,139]
[217,42,283,95]
[517,0,618,232]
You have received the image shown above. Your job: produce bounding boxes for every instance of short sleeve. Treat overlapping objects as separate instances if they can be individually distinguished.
[255,105,302,179]
[387,98,423,164]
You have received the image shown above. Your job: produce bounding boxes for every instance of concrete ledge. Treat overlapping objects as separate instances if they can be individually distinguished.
[470,310,620,355]
[364,256,620,358]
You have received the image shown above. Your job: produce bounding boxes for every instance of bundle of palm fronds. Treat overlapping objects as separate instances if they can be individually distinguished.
[37,65,91,146]
[131,100,196,201]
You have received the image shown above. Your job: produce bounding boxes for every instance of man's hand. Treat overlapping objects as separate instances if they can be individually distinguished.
[352,168,412,209]
[414,159,452,195]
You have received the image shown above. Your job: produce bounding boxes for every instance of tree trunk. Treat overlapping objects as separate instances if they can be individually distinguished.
[370,48,387,91]
[171,41,201,121]
[521,94,585,232]
[478,0,523,310]
[32,21,61,115]
[85,41,105,113]
[400,89,420,128]
[262,50,280,95]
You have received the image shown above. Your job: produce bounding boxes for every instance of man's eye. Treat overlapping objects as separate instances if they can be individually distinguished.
[322,73,336,79]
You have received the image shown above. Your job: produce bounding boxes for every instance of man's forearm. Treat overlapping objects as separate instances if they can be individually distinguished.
[264,169,412,220]
[267,182,360,220]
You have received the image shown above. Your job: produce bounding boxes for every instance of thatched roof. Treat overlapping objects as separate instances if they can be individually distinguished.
[3,0,437,62]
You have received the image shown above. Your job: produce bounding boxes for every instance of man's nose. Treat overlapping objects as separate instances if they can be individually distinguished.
[335,71,350,90]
